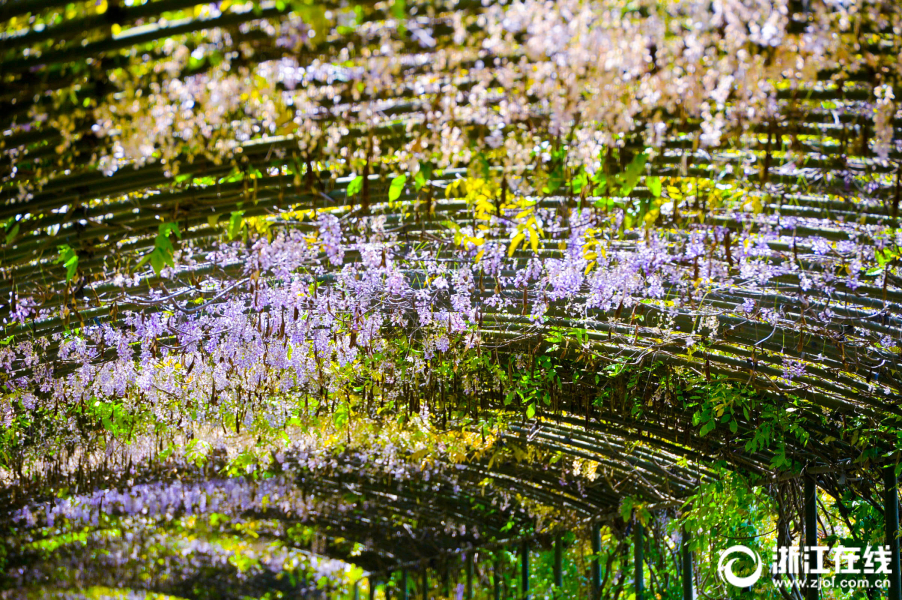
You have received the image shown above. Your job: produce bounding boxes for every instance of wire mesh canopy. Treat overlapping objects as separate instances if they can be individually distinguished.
[0,0,901,597]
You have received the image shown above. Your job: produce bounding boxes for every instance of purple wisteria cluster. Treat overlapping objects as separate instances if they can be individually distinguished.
[1,191,899,438]
[2,428,554,594]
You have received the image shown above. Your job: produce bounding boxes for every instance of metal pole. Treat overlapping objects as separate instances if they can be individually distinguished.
[493,558,501,600]
[886,466,902,600]
[804,476,818,600]
[521,541,531,600]
[353,580,360,600]
[401,570,408,600]
[681,526,695,600]
[553,535,563,589]
[369,577,377,600]
[634,521,644,600]
[421,565,428,600]
[466,553,474,600]
[591,523,601,596]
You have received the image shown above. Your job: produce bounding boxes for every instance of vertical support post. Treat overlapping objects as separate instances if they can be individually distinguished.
[634,520,644,600]
[493,558,501,600]
[591,522,601,597]
[885,466,902,600]
[804,476,819,600]
[442,563,450,599]
[421,565,428,600]
[466,552,474,600]
[353,580,360,600]
[553,535,564,589]
[521,541,531,599]
[369,577,377,600]
[401,570,409,600]
[681,527,695,600]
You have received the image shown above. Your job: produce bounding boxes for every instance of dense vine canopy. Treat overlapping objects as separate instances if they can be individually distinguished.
[1,0,901,597]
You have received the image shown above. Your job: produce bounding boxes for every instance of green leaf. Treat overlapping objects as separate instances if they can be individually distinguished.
[55,245,79,282]
[617,152,647,197]
[414,171,427,191]
[625,152,648,178]
[228,210,246,240]
[877,247,899,266]
[346,175,364,197]
[138,222,182,274]
[620,497,635,523]
[5,223,19,246]
[155,235,173,253]
[391,0,406,36]
[593,197,615,210]
[388,175,407,202]
[333,402,350,428]
[543,167,565,194]
[646,176,662,198]
[414,162,434,191]
[149,249,165,275]
[159,222,181,239]
[571,171,588,194]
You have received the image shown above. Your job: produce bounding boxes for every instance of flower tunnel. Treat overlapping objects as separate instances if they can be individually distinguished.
[1,0,902,598]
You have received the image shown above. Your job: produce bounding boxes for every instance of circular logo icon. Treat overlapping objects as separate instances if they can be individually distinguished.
[718,545,764,588]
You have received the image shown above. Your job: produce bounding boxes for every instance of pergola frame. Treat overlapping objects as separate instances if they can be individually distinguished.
[1,0,902,597]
